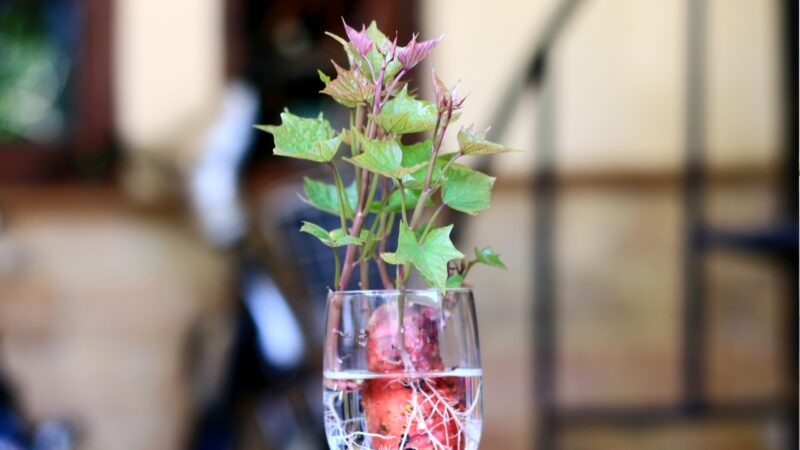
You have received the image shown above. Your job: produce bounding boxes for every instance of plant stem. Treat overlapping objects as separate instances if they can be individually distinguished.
[419,202,445,243]
[360,181,396,263]
[365,170,379,212]
[333,162,354,218]
[375,212,394,289]
[328,162,350,232]
[398,180,409,226]
[358,174,388,290]
[332,248,341,288]
[439,151,462,177]
[338,175,370,291]
[395,264,404,290]
[462,259,477,278]
[409,107,452,229]
[398,106,455,294]
[338,56,390,291]
[352,105,363,191]
[381,69,406,107]
[359,251,369,289]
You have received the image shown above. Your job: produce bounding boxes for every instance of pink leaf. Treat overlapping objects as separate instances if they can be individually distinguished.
[342,18,373,57]
[397,34,443,70]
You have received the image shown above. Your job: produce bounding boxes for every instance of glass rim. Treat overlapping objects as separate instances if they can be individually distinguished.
[327,287,473,296]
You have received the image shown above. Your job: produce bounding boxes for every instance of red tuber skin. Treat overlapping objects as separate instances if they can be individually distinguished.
[362,303,465,450]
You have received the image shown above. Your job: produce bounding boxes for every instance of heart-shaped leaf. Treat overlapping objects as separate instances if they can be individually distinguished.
[300,221,366,247]
[474,246,507,269]
[380,252,401,265]
[395,222,464,293]
[368,187,432,214]
[446,273,465,288]
[302,177,358,219]
[441,161,495,215]
[457,125,522,155]
[371,85,438,134]
[256,111,342,162]
[399,139,451,189]
[345,132,425,178]
[319,60,375,108]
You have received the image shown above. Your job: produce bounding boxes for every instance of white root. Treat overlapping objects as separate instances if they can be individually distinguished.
[325,377,482,450]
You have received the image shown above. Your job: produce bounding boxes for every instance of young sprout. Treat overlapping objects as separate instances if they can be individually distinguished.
[257,20,520,293]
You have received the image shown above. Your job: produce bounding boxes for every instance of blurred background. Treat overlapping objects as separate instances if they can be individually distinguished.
[0,0,796,449]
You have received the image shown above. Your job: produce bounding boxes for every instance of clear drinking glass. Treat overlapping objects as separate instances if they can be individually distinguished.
[323,288,483,450]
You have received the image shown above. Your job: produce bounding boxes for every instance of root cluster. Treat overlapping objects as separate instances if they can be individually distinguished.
[325,376,481,450]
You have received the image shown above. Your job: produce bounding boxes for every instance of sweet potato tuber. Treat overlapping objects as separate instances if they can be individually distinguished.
[362,303,465,450]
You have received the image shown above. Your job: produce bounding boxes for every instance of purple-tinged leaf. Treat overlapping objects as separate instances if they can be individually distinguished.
[397,33,442,70]
[319,60,375,108]
[342,19,373,57]
[432,69,467,114]
[361,21,402,81]
[457,125,523,155]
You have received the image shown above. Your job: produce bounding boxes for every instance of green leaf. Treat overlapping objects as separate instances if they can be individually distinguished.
[474,246,507,269]
[384,188,430,213]
[319,61,375,108]
[367,186,431,214]
[256,111,342,162]
[401,139,433,167]
[300,222,365,248]
[302,177,358,219]
[401,174,447,190]
[399,139,452,190]
[446,273,464,288]
[380,252,401,265]
[345,132,425,178]
[371,85,438,134]
[441,161,495,215]
[396,223,464,292]
[317,70,331,84]
[457,125,523,155]
[362,21,401,81]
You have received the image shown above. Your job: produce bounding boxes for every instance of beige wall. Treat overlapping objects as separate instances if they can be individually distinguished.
[424,0,782,177]
[112,0,781,174]
[113,0,781,177]
[705,0,781,169]
[113,0,225,175]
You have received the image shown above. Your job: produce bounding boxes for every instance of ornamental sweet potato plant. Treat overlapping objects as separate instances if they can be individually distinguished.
[256,19,517,293]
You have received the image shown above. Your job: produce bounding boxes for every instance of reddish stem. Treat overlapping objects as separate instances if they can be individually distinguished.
[338,54,390,291]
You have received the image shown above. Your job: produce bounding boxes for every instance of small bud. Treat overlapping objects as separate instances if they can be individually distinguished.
[342,18,373,57]
[431,68,467,114]
[388,35,399,61]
